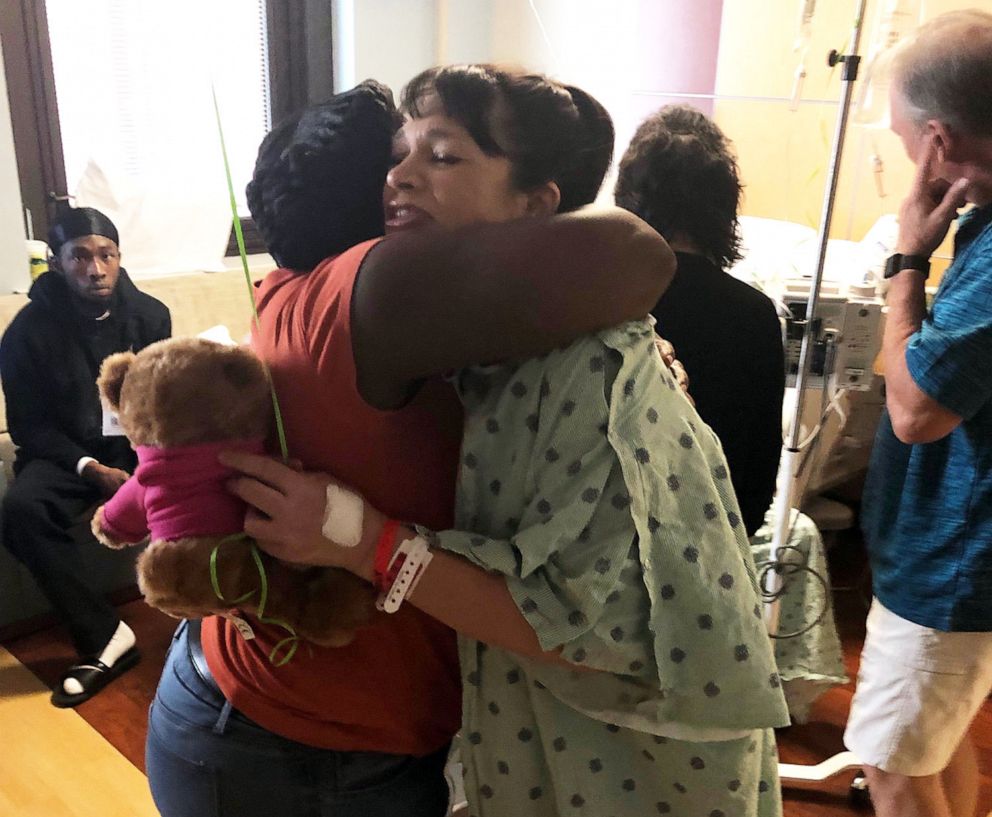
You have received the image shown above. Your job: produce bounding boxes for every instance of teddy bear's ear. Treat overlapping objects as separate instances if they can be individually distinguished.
[97,352,136,410]
[221,348,265,388]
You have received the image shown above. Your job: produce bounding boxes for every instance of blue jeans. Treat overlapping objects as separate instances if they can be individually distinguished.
[146,621,450,817]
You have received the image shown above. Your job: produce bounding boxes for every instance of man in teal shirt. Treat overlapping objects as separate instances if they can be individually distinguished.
[844,11,992,817]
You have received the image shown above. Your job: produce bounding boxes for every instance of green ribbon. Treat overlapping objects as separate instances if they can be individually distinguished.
[207,87,300,665]
[209,534,300,666]
[211,85,289,465]
[209,533,256,605]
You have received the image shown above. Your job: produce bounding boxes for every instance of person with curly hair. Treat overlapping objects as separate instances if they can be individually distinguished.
[616,105,784,537]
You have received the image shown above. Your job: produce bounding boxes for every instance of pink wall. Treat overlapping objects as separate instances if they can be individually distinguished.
[633,0,725,116]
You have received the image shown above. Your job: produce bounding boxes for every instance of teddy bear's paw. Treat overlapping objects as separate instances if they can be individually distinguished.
[152,602,210,621]
[91,506,131,549]
[141,588,230,622]
[292,568,376,646]
[137,537,258,622]
[141,587,229,621]
[299,627,359,648]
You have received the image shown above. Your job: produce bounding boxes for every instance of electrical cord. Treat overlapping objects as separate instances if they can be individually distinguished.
[758,542,832,640]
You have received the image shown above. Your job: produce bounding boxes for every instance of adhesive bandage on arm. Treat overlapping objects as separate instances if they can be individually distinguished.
[321,483,365,547]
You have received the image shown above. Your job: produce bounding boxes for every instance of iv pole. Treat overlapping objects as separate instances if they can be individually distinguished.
[766,0,870,790]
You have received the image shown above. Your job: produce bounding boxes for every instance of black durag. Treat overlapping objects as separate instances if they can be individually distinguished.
[47,207,120,255]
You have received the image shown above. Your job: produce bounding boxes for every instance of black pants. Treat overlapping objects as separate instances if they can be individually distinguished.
[2,459,122,655]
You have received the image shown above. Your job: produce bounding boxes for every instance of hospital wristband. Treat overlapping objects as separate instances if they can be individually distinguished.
[373,519,402,592]
[375,533,434,614]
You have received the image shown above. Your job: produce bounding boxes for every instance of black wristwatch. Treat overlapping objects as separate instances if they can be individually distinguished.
[883,253,931,280]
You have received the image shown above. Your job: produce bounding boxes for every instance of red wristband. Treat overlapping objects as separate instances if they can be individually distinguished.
[373,519,401,592]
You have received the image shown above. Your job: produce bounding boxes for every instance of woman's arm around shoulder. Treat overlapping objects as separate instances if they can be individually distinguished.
[352,207,674,407]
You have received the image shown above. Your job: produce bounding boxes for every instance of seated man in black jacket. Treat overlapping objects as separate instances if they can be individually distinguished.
[0,207,171,707]
[616,105,784,537]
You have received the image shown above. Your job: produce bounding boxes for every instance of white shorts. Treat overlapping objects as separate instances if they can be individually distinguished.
[844,599,992,776]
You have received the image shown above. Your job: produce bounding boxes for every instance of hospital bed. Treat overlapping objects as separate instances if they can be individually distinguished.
[731,214,891,519]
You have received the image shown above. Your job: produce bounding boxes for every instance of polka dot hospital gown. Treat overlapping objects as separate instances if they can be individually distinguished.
[431,319,791,817]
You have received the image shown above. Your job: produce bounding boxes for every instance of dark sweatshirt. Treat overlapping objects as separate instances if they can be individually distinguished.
[0,269,171,474]
[652,252,785,537]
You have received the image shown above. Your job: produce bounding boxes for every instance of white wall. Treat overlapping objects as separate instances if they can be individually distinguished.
[437,0,494,64]
[0,37,27,294]
[488,0,640,200]
[330,1,721,204]
[330,0,642,200]
[333,0,440,96]
[332,0,641,135]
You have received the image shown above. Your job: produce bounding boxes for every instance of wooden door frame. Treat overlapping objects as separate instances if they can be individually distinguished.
[1,0,68,242]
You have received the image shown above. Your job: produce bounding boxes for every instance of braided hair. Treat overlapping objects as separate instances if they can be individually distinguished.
[246,80,400,271]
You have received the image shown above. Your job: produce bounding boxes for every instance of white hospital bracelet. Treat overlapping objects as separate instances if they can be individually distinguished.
[321,483,364,547]
[375,534,434,613]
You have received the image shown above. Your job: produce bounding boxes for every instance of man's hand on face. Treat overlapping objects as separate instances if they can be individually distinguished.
[896,135,970,258]
[81,462,130,498]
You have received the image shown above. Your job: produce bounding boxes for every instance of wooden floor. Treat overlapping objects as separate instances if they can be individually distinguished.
[779,548,992,817]
[3,598,175,773]
[3,549,992,816]
[0,643,159,817]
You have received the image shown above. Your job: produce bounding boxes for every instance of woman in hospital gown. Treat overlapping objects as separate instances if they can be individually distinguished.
[427,318,790,816]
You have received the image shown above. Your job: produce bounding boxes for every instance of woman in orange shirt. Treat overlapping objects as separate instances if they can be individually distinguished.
[146,77,672,817]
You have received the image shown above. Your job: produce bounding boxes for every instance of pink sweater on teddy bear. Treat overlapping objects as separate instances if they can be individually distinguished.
[99,439,266,543]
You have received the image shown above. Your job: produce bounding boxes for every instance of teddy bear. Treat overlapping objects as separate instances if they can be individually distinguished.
[90,336,373,648]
